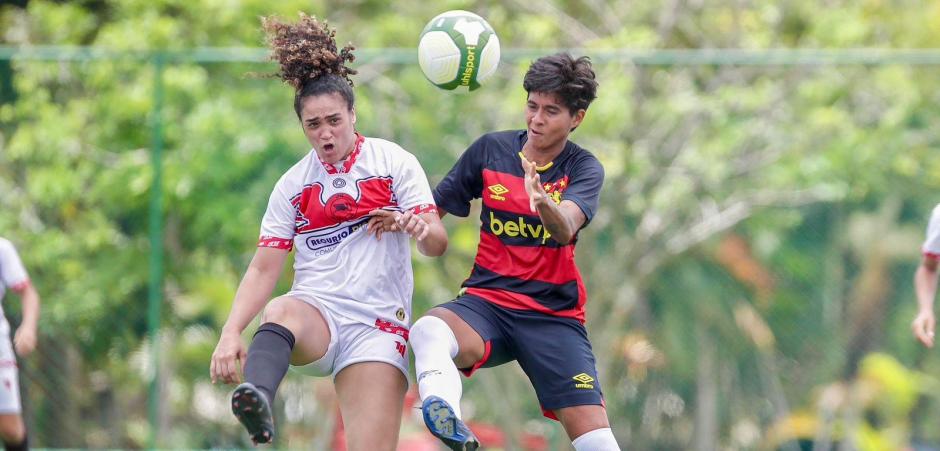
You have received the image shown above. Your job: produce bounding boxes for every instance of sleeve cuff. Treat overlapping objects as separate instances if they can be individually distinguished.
[433,192,471,217]
[410,203,438,215]
[258,236,293,250]
[10,280,30,293]
[562,196,595,227]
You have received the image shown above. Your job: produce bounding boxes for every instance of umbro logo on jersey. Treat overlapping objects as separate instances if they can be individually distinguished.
[488,184,509,201]
[572,373,595,389]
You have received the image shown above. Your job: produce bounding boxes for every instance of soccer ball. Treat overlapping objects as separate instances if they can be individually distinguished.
[417,10,500,91]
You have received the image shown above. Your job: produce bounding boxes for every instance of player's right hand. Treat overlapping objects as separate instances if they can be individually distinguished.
[520,153,549,212]
[13,325,37,356]
[912,309,936,348]
[210,331,247,384]
[367,209,401,241]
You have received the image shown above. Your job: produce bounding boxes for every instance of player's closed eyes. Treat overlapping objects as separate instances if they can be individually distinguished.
[527,104,559,117]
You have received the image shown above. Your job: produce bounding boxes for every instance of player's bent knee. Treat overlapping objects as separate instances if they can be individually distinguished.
[572,427,620,451]
[410,316,457,356]
[410,316,447,343]
[261,296,318,328]
[260,297,293,323]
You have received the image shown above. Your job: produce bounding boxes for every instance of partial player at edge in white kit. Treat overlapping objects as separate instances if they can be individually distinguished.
[0,237,40,451]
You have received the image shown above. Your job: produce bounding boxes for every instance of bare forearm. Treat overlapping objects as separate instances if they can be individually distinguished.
[915,264,939,311]
[19,285,39,330]
[535,199,575,244]
[417,223,448,256]
[222,264,282,334]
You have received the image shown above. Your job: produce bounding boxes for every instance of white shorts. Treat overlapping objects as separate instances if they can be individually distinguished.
[0,319,20,414]
[285,292,409,380]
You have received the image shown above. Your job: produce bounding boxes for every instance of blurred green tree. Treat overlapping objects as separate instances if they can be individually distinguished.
[1,0,939,448]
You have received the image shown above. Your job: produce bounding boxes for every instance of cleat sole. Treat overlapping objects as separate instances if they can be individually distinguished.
[422,396,480,451]
[231,383,275,444]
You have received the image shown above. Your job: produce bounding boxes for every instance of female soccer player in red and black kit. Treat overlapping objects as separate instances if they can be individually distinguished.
[383,53,620,451]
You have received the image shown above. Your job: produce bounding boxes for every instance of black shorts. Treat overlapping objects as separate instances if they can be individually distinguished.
[441,294,604,419]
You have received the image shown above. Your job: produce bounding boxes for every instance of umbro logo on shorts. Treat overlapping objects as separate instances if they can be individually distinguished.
[572,373,595,389]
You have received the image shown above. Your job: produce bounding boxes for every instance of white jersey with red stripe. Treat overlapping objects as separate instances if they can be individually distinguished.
[923,203,940,260]
[258,135,436,329]
[0,238,30,319]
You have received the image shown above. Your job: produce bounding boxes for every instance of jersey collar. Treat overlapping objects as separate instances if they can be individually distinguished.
[518,131,568,173]
[518,151,554,172]
[320,133,365,175]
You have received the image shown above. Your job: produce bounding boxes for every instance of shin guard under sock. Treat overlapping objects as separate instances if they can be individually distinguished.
[243,322,296,404]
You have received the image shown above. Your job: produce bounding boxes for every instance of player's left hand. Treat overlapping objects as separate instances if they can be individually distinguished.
[521,153,550,212]
[368,209,431,241]
[13,325,36,356]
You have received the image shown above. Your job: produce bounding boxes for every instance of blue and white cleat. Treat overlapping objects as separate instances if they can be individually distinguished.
[421,396,480,451]
[231,382,275,445]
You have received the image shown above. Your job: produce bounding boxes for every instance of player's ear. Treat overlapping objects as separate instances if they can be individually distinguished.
[350,109,357,125]
[570,109,586,130]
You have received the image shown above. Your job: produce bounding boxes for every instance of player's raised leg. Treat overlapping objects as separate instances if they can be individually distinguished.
[233,296,331,444]
[411,307,485,450]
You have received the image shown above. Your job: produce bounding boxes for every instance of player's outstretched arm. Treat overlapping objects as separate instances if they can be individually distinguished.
[913,255,939,347]
[520,154,586,245]
[210,246,289,384]
[12,282,39,356]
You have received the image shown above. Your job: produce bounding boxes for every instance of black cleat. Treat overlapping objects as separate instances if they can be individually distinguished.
[231,382,275,444]
[421,396,480,451]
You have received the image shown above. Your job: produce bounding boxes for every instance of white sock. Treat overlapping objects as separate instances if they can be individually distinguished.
[411,316,463,418]
[572,428,620,451]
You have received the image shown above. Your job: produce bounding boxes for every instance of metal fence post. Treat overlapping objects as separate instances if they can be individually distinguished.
[147,51,166,450]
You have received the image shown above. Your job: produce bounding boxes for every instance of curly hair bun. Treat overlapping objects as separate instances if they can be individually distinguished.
[262,12,357,89]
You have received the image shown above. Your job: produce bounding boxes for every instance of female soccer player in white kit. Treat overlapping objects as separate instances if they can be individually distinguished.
[208,14,447,450]
[0,237,39,451]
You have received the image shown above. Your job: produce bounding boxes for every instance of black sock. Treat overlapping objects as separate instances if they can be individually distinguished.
[5,433,27,451]
[244,322,295,404]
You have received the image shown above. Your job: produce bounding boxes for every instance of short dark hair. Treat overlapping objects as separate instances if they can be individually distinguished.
[262,13,357,118]
[522,53,598,114]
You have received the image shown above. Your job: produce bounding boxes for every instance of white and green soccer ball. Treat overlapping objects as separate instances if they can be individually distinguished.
[417,10,501,91]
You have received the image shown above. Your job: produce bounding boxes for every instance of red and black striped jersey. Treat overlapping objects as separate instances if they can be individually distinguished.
[434,130,604,323]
